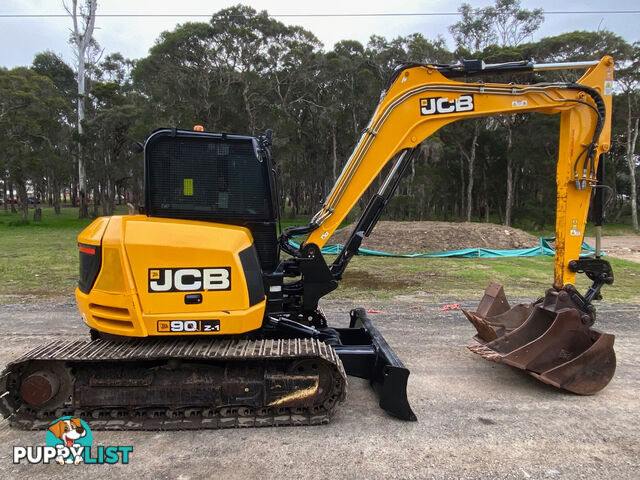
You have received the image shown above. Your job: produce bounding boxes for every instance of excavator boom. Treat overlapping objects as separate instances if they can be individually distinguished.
[305,57,614,289]
[297,56,616,394]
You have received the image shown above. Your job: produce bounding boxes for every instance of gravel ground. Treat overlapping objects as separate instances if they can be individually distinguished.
[0,294,638,479]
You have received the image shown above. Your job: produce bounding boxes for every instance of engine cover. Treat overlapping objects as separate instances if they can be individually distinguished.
[76,215,266,337]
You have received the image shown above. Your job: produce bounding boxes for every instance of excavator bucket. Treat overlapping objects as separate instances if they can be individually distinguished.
[463,283,616,395]
[462,282,536,342]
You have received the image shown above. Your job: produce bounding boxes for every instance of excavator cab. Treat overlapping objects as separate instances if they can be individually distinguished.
[144,129,280,271]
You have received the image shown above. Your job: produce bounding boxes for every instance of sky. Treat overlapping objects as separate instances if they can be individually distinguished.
[1,0,638,69]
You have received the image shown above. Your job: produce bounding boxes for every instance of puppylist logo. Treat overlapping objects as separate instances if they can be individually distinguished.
[13,416,133,465]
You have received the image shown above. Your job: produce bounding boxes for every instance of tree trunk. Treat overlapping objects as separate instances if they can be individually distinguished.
[77,66,88,219]
[103,153,111,216]
[67,0,97,219]
[332,123,338,182]
[504,125,514,227]
[9,182,17,214]
[626,98,639,232]
[53,179,61,214]
[351,101,358,138]
[459,157,465,219]
[109,185,116,215]
[483,164,490,222]
[17,182,28,221]
[92,186,99,217]
[2,176,7,212]
[465,121,481,222]
[77,52,88,219]
[242,85,255,135]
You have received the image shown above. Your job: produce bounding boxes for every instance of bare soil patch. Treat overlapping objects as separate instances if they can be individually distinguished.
[331,221,539,254]
[584,235,640,263]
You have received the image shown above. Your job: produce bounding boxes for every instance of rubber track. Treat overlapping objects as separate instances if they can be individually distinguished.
[0,337,347,430]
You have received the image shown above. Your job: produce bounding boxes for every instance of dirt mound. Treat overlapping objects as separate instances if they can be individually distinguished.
[330,221,539,254]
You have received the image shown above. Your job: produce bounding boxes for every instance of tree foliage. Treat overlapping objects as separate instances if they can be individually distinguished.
[450,0,543,54]
[1,4,638,232]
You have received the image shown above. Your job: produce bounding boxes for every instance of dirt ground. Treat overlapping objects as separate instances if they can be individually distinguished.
[584,235,640,263]
[331,221,541,254]
[0,295,638,479]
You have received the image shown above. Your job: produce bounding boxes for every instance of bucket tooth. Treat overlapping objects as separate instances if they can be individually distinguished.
[467,344,503,362]
[462,310,499,343]
[463,284,616,395]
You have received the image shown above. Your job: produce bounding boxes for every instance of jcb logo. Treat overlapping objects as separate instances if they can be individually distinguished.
[148,268,231,292]
[420,95,474,115]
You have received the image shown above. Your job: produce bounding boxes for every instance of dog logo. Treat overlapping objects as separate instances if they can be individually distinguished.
[45,416,93,464]
[13,415,132,465]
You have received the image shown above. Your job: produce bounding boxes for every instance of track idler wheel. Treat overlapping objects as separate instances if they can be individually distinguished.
[463,283,616,395]
[20,371,60,406]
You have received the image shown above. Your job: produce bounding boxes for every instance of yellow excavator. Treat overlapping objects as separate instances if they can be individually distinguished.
[0,56,616,430]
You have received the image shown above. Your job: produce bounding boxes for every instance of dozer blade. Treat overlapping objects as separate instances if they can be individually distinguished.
[333,308,417,421]
[464,284,616,395]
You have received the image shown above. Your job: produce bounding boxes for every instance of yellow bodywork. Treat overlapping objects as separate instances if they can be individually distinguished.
[77,57,614,337]
[306,57,614,289]
[76,215,266,337]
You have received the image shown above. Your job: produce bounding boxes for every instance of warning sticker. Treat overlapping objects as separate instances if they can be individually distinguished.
[604,80,613,96]
[184,178,194,196]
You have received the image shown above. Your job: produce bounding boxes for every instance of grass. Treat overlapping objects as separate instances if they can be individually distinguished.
[334,255,640,302]
[1,206,638,304]
[0,206,127,301]
[583,222,639,237]
[522,222,639,239]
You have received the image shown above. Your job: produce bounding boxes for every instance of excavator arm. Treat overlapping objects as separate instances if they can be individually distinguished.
[304,57,614,289]
[285,57,617,395]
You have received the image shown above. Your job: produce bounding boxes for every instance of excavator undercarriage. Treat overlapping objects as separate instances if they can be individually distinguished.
[0,308,415,430]
[1,337,347,430]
